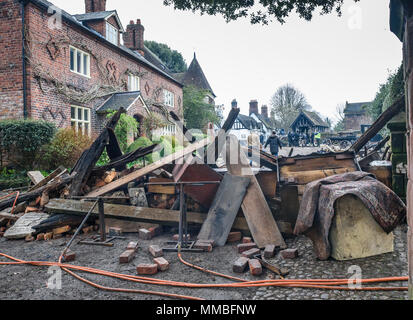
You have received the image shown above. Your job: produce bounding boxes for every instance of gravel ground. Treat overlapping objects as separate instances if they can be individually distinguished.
[0,224,408,300]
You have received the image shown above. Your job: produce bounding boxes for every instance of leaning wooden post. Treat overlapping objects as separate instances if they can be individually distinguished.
[405,11,413,300]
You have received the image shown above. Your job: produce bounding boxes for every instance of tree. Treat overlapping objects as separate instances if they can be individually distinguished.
[367,65,404,121]
[163,0,359,24]
[269,84,310,130]
[183,85,220,130]
[144,40,187,73]
[333,103,345,132]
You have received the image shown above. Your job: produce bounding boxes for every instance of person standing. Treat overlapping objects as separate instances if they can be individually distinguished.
[265,131,283,157]
[314,131,321,147]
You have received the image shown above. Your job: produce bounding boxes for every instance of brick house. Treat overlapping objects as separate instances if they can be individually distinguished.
[343,101,373,132]
[0,0,184,138]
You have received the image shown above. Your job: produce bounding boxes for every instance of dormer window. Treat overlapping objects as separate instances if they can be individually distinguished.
[106,22,118,46]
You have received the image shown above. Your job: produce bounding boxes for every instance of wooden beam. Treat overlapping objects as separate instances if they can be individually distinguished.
[169,110,195,143]
[86,138,210,197]
[351,96,405,153]
[204,108,240,164]
[27,171,45,185]
[69,108,124,196]
[28,166,66,192]
[0,175,73,212]
[45,198,250,231]
[226,135,286,248]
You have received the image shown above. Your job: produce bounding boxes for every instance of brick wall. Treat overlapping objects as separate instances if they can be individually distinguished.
[0,0,24,120]
[343,113,372,131]
[2,0,183,134]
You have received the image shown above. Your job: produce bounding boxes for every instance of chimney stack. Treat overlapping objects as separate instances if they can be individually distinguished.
[249,100,258,116]
[123,19,145,56]
[85,0,106,13]
[231,99,238,109]
[261,105,268,119]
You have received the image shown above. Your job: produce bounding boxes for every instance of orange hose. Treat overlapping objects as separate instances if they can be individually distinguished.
[0,252,408,301]
[0,191,20,214]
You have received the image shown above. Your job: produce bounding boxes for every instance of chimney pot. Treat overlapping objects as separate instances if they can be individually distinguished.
[261,105,269,119]
[231,99,238,109]
[249,100,259,116]
[85,0,106,13]
[123,19,145,55]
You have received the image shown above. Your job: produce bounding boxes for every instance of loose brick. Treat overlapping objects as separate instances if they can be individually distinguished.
[119,250,136,264]
[139,228,152,240]
[233,257,249,273]
[264,244,277,259]
[44,232,53,241]
[193,241,213,252]
[280,248,298,259]
[241,248,261,258]
[173,234,190,241]
[148,225,163,237]
[137,263,158,275]
[126,241,139,252]
[153,257,169,271]
[108,227,122,237]
[227,231,242,243]
[242,237,253,244]
[36,233,45,241]
[149,245,163,258]
[25,235,34,242]
[63,250,76,262]
[237,243,258,253]
[249,259,262,276]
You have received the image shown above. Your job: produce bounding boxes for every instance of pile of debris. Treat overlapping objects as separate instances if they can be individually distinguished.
[0,97,407,278]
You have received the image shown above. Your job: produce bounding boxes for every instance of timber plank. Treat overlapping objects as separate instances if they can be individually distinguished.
[197,173,250,246]
[86,138,209,197]
[27,171,45,185]
[226,135,286,248]
[45,199,250,231]
[28,166,66,192]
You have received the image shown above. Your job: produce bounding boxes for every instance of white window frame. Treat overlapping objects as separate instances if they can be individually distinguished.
[128,73,140,91]
[106,22,119,46]
[163,90,174,108]
[70,46,90,78]
[71,105,91,136]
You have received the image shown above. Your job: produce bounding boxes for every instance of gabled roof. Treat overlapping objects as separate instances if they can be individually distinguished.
[174,53,216,97]
[290,110,329,129]
[73,10,125,32]
[302,110,329,127]
[237,114,260,130]
[250,112,275,130]
[344,102,372,114]
[27,0,182,87]
[96,91,149,113]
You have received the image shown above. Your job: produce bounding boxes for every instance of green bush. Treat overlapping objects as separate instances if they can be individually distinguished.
[126,136,156,164]
[0,119,56,170]
[40,128,94,170]
[0,168,30,190]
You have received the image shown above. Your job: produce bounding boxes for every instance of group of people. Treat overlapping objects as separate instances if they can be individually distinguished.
[287,130,321,147]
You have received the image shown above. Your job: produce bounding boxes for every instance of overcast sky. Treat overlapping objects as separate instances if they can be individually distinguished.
[51,0,402,124]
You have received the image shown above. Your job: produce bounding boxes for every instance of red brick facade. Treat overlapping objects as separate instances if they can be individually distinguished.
[0,0,183,134]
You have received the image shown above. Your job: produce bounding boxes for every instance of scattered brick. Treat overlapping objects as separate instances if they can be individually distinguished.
[139,228,152,240]
[25,235,34,242]
[242,248,261,258]
[126,241,139,252]
[149,245,163,258]
[119,250,136,264]
[264,244,277,259]
[193,241,213,252]
[44,232,53,241]
[242,237,253,244]
[227,231,242,243]
[153,257,169,271]
[280,248,298,259]
[249,259,262,276]
[149,225,163,237]
[173,234,190,241]
[237,242,258,254]
[63,250,76,262]
[137,263,158,275]
[233,257,249,273]
[36,233,45,241]
[108,227,122,237]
